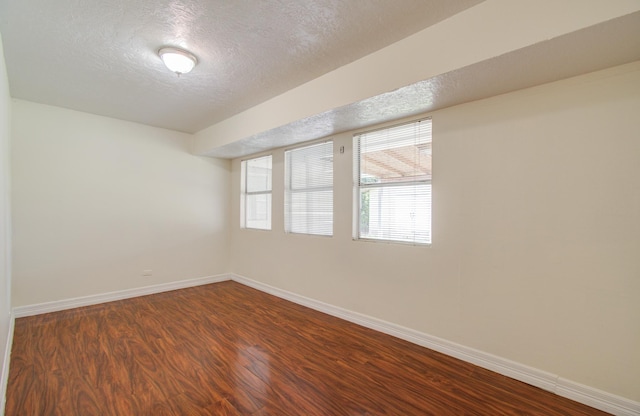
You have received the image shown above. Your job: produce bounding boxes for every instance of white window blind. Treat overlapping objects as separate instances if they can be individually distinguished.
[285,141,333,236]
[241,155,272,230]
[354,119,432,244]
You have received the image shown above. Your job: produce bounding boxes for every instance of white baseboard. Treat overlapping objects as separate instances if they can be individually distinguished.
[0,313,15,416]
[230,273,640,416]
[12,274,232,318]
[557,378,640,416]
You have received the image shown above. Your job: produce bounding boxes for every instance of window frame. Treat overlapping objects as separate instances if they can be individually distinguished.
[240,154,273,231]
[353,118,432,245]
[284,140,334,237]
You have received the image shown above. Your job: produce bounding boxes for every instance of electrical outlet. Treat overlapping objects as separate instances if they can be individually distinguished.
[143,270,152,276]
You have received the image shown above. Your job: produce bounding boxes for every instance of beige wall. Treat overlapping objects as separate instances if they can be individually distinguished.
[229,62,640,401]
[0,33,12,407]
[11,100,231,306]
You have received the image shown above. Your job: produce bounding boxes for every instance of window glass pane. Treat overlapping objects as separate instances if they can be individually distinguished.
[246,193,272,230]
[288,190,333,235]
[359,120,431,183]
[246,155,272,193]
[285,142,333,236]
[359,184,431,244]
[289,144,333,190]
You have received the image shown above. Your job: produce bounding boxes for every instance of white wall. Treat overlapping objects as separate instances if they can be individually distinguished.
[0,33,13,412]
[11,100,230,306]
[229,62,640,402]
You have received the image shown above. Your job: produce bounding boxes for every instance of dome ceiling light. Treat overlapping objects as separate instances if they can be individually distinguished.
[158,47,198,76]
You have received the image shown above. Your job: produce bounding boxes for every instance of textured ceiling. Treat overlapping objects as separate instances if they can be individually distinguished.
[206,10,640,158]
[0,0,482,133]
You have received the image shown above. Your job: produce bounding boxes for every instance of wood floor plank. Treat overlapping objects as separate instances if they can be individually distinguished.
[5,281,610,415]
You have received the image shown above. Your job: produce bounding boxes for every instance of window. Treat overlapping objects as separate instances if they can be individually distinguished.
[354,119,432,244]
[285,141,333,236]
[241,155,272,230]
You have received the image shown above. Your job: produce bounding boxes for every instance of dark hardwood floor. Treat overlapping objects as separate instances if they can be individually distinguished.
[6,281,609,415]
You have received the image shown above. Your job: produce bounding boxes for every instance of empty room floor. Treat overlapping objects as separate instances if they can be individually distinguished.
[5,281,609,415]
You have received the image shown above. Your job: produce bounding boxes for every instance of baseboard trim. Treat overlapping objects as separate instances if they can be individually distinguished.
[230,274,640,416]
[1,313,15,416]
[13,274,232,318]
[230,274,555,391]
[557,378,640,416]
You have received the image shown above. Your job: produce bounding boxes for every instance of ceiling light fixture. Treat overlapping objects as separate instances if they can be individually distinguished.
[158,47,197,75]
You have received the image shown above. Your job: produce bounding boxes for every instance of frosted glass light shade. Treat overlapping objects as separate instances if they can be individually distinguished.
[159,47,197,75]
